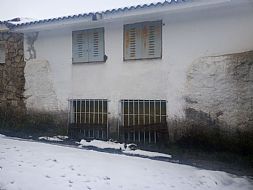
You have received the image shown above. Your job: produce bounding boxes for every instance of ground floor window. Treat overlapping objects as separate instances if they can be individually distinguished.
[69,99,108,125]
[120,99,166,126]
[120,99,167,143]
[68,99,108,139]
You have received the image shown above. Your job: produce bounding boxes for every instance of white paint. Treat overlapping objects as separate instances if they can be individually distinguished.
[23,1,253,124]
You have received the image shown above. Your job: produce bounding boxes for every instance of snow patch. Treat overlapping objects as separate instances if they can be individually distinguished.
[38,136,68,142]
[79,139,124,149]
[8,17,38,25]
[79,139,172,158]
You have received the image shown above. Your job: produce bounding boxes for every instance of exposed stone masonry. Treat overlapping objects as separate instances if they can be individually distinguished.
[185,51,253,130]
[0,32,25,111]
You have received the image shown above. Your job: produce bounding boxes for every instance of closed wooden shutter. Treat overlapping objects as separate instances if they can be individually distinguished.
[72,30,89,63]
[143,21,162,59]
[88,28,104,62]
[124,23,142,60]
[124,21,162,60]
[0,43,5,64]
[73,28,104,63]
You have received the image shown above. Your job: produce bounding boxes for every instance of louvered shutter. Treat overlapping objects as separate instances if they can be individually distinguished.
[72,30,88,63]
[0,43,5,64]
[142,21,162,59]
[88,28,104,62]
[124,23,142,60]
[124,21,162,60]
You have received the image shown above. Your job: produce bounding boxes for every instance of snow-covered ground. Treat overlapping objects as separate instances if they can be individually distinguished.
[0,134,252,190]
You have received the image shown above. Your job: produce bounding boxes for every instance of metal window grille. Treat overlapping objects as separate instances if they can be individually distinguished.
[68,99,108,139]
[119,99,167,143]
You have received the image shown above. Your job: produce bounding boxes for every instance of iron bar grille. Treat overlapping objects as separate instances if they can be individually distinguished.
[120,100,166,127]
[69,99,108,125]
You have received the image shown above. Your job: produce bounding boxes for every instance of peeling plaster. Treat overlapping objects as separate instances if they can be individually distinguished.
[185,51,253,129]
[25,32,38,61]
[24,59,59,112]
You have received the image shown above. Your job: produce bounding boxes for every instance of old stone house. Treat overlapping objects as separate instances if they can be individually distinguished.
[0,0,253,143]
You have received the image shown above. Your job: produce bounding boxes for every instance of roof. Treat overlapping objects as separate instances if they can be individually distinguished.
[7,0,247,32]
[0,20,14,28]
[8,0,189,28]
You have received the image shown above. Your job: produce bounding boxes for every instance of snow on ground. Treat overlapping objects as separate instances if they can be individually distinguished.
[38,136,63,142]
[0,135,252,190]
[79,139,125,149]
[79,139,172,158]
[38,136,68,142]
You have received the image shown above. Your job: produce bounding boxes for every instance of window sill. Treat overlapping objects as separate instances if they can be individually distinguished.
[123,56,162,62]
[72,60,106,64]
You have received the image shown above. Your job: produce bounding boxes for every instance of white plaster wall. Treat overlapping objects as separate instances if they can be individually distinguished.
[23,4,253,122]
[24,29,72,111]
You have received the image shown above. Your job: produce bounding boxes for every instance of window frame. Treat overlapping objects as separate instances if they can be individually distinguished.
[0,42,6,64]
[120,99,167,127]
[72,27,105,64]
[123,20,162,61]
[69,99,108,125]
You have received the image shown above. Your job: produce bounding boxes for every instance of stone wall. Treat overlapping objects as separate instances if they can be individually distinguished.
[185,51,253,131]
[0,32,25,112]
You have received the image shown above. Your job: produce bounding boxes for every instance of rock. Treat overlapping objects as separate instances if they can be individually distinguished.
[127,143,137,150]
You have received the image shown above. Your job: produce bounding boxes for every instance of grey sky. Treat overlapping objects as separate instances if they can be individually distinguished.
[0,0,164,21]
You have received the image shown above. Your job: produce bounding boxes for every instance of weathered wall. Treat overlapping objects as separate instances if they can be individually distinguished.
[185,51,253,130]
[21,1,253,137]
[0,32,25,111]
[24,31,72,112]
[24,59,59,111]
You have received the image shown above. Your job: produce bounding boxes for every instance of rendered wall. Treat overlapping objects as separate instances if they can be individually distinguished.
[23,4,253,135]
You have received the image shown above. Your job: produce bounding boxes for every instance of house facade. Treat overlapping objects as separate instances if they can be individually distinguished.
[1,0,253,142]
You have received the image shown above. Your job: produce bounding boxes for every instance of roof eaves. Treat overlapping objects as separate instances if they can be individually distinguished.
[11,0,188,29]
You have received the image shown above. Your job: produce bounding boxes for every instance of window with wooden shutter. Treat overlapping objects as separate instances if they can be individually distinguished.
[88,28,104,62]
[124,21,162,60]
[0,43,5,64]
[72,28,104,63]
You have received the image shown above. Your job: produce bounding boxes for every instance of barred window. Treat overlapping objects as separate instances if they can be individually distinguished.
[120,100,166,126]
[70,99,108,125]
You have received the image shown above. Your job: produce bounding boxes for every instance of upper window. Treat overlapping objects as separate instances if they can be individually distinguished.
[124,20,162,60]
[0,43,5,64]
[72,28,104,63]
